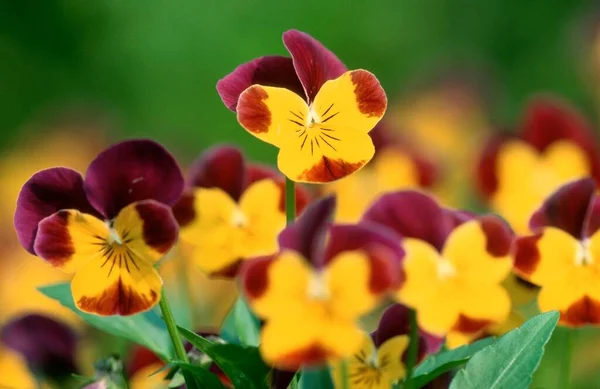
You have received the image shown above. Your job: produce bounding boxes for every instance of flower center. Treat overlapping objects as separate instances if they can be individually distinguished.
[575,239,593,266]
[230,208,248,228]
[307,271,330,301]
[437,258,457,280]
[106,222,123,245]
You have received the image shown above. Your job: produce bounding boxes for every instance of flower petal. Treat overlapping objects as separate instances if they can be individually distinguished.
[113,200,179,262]
[246,163,311,215]
[71,251,162,316]
[459,284,511,327]
[278,196,336,267]
[312,70,387,133]
[363,191,454,252]
[84,139,184,219]
[186,145,246,201]
[324,223,404,293]
[237,85,309,147]
[277,123,375,183]
[282,29,347,103]
[242,251,311,319]
[34,210,110,273]
[529,178,595,239]
[178,187,242,276]
[475,134,511,198]
[332,333,376,389]
[217,56,304,111]
[15,167,99,254]
[442,218,513,284]
[377,335,410,383]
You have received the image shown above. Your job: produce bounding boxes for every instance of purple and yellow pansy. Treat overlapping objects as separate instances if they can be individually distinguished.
[364,191,514,348]
[14,139,184,316]
[239,197,404,370]
[217,29,387,183]
[477,97,600,234]
[513,178,600,327]
[332,304,442,389]
[172,145,309,277]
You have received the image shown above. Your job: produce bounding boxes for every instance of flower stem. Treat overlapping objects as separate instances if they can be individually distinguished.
[560,328,573,388]
[403,309,419,389]
[159,288,189,363]
[285,177,296,225]
[340,360,350,389]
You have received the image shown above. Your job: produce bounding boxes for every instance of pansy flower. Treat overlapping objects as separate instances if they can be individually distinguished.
[14,140,184,316]
[364,191,514,348]
[331,304,442,389]
[217,29,387,183]
[239,196,404,370]
[171,145,309,277]
[0,346,36,389]
[477,97,600,233]
[513,178,600,326]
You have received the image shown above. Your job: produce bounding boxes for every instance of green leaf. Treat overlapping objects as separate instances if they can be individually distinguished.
[178,326,270,389]
[39,282,173,360]
[220,298,261,346]
[412,336,496,388]
[173,362,226,389]
[298,367,334,389]
[449,311,559,389]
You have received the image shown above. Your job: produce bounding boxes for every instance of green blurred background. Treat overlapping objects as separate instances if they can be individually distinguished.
[2,1,600,388]
[1,0,598,162]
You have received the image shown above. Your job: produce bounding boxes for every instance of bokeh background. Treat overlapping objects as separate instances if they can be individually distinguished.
[2,1,600,388]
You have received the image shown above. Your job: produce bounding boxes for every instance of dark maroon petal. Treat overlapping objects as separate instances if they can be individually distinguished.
[444,208,475,229]
[246,163,311,215]
[84,139,184,219]
[271,369,297,389]
[278,196,336,267]
[216,55,305,111]
[133,200,179,255]
[369,122,395,151]
[1,314,78,377]
[363,191,453,252]
[126,346,162,378]
[171,188,196,227]
[586,196,600,237]
[282,29,347,103]
[324,223,405,291]
[239,255,276,300]
[478,215,514,257]
[187,145,246,201]
[14,167,99,254]
[529,178,595,239]
[476,134,511,198]
[513,233,543,279]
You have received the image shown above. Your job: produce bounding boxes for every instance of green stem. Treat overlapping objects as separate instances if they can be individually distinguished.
[403,309,419,389]
[285,177,296,225]
[159,288,189,363]
[560,329,573,389]
[340,360,350,389]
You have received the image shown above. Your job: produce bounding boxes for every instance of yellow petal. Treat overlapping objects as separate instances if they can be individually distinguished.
[249,251,312,319]
[237,85,309,147]
[320,317,365,361]
[129,362,169,389]
[327,250,378,319]
[239,179,286,257]
[525,227,579,285]
[378,335,409,383]
[312,70,386,133]
[71,248,162,316]
[0,348,36,389]
[179,187,244,275]
[460,284,511,324]
[397,239,440,307]
[442,220,513,284]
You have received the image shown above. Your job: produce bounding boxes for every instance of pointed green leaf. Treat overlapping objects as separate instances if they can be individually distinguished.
[39,282,173,360]
[220,298,260,346]
[449,311,559,389]
[178,326,270,389]
[173,362,226,389]
[412,336,496,388]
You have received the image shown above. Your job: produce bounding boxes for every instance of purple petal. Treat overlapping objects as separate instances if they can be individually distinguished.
[14,167,99,254]
[1,314,78,377]
[282,29,347,103]
[363,191,454,252]
[529,178,595,239]
[84,139,184,220]
[324,223,405,292]
[278,196,336,267]
[445,208,475,228]
[216,56,305,111]
[187,145,246,201]
[586,196,600,237]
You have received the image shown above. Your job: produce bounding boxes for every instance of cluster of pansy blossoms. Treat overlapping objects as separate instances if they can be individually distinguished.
[9,27,600,389]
